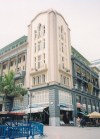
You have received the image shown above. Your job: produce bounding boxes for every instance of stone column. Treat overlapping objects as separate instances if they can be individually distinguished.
[49,86,60,126]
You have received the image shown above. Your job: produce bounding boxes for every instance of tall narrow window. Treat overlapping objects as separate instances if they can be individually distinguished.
[38,41,41,51]
[34,30,37,39]
[61,26,63,33]
[43,39,45,49]
[18,57,21,63]
[34,43,36,52]
[60,75,62,83]
[42,74,45,83]
[43,26,45,35]
[64,77,66,84]
[38,24,41,38]
[62,57,64,62]
[67,77,69,86]
[33,77,35,85]
[34,57,36,69]
[44,53,45,63]
[38,62,40,69]
[37,76,40,84]
[23,55,25,61]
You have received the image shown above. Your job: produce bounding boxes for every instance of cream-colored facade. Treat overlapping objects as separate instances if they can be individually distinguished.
[0,10,72,89]
[0,10,73,126]
[26,10,73,89]
[0,9,100,126]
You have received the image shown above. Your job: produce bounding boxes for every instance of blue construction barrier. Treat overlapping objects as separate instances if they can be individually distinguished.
[0,122,44,139]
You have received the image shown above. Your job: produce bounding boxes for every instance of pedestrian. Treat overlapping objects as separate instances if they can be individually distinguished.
[76,117,80,127]
[80,118,86,128]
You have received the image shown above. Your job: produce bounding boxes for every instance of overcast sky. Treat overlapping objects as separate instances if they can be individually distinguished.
[0,0,100,61]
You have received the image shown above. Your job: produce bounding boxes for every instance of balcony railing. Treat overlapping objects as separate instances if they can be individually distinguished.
[30,64,47,75]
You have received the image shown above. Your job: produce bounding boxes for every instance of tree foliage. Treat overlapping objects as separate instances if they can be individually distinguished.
[0,71,27,98]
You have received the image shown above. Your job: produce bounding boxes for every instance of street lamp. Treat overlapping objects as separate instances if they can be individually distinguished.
[27,89,34,121]
[27,89,32,121]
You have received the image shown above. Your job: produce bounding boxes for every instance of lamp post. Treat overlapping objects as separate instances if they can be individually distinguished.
[27,90,32,121]
[29,91,32,121]
[28,89,34,121]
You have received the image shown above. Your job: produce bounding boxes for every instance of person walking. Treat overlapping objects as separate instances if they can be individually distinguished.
[76,117,80,127]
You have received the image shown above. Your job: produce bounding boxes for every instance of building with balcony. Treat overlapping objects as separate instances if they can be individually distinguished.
[72,47,100,118]
[0,9,100,126]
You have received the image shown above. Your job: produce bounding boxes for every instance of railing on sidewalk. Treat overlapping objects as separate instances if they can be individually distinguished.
[0,121,44,139]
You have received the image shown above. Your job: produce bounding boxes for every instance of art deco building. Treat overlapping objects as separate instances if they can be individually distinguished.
[0,9,100,126]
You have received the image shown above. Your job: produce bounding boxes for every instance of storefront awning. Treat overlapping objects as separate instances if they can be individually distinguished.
[8,111,25,116]
[0,111,9,115]
[60,104,73,111]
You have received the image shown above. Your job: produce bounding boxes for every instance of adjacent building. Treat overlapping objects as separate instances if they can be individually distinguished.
[72,47,100,119]
[0,9,100,126]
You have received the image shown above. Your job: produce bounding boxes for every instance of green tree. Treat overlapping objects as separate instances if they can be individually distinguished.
[0,71,27,110]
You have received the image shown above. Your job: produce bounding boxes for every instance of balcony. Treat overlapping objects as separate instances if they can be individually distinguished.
[14,70,26,79]
[30,64,47,75]
[59,64,70,74]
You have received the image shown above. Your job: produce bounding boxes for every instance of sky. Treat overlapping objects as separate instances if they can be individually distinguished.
[0,0,100,61]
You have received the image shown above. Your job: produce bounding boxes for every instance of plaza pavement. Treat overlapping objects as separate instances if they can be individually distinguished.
[20,126,100,139]
[38,126,100,139]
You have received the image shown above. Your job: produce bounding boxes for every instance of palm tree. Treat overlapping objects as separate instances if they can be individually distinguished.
[0,71,27,111]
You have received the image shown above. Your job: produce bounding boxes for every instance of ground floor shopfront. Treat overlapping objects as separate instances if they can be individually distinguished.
[72,89,100,121]
[0,84,100,126]
[11,83,74,126]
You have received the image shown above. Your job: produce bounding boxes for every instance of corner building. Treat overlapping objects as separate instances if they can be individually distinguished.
[26,10,73,126]
[0,9,100,126]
